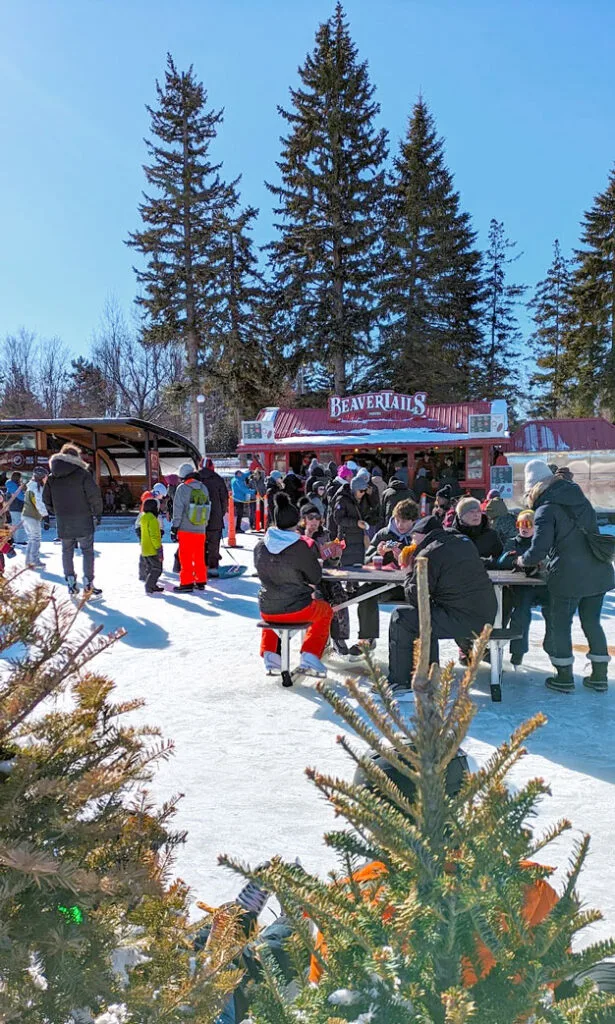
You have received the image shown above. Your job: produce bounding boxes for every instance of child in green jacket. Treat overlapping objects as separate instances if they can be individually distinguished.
[140,498,164,594]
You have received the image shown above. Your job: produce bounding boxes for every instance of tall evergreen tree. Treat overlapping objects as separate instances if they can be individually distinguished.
[379,98,484,401]
[481,218,526,399]
[64,356,114,416]
[528,240,573,418]
[127,55,239,441]
[266,2,388,396]
[206,205,282,420]
[565,166,615,416]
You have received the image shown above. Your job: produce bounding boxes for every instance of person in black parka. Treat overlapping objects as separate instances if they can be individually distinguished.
[381,477,416,522]
[330,478,369,566]
[254,493,333,676]
[42,443,103,596]
[449,496,503,567]
[519,460,614,693]
[198,459,229,573]
[388,517,497,690]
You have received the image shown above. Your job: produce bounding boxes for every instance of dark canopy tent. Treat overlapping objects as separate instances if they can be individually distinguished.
[0,418,200,489]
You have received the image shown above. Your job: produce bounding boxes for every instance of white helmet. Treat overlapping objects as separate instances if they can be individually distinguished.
[152,483,168,498]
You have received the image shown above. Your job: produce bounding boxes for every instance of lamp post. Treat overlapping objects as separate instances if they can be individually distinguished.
[196,394,206,460]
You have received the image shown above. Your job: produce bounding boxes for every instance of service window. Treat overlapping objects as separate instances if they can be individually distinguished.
[273,453,287,473]
[466,447,484,481]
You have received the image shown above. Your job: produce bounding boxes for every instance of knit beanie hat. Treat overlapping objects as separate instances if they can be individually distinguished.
[301,502,322,518]
[351,476,367,494]
[355,467,370,485]
[338,465,353,481]
[142,498,158,515]
[524,459,553,490]
[436,484,452,501]
[456,496,481,520]
[178,462,195,480]
[345,460,359,472]
[32,466,47,481]
[410,515,442,538]
[273,491,300,529]
[486,488,500,500]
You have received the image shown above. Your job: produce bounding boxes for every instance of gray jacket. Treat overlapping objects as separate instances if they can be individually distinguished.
[172,478,210,534]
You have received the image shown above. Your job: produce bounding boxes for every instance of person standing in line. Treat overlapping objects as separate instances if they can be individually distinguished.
[198,458,228,576]
[518,460,614,694]
[171,463,210,593]
[22,467,49,569]
[231,470,255,534]
[42,444,103,599]
[5,472,25,543]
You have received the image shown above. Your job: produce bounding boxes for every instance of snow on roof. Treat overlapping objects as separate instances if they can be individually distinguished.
[266,427,483,448]
[511,418,615,452]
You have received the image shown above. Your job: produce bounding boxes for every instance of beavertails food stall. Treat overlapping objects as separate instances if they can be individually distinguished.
[237,391,509,497]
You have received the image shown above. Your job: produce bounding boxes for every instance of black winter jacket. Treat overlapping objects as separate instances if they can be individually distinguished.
[359,485,382,528]
[198,467,228,531]
[382,480,416,521]
[331,483,366,566]
[450,514,503,566]
[283,473,303,504]
[520,477,614,599]
[254,531,322,614]
[43,453,103,539]
[404,525,497,633]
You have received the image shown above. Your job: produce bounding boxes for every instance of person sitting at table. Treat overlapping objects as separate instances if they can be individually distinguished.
[498,509,548,667]
[254,493,333,678]
[433,485,453,520]
[449,496,503,566]
[335,499,420,662]
[298,502,350,657]
[483,490,517,548]
[388,516,497,692]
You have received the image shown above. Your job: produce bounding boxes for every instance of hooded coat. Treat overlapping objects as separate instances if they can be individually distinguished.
[254,529,322,615]
[382,479,416,521]
[198,466,228,531]
[43,453,103,539]
[330,482,367,565]
[404,523,497,633]
[483,496,518,547]
[450,513,503,565]
[519,477,614,599]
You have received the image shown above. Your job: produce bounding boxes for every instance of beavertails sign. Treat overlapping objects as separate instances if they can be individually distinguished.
[328,390,427,420]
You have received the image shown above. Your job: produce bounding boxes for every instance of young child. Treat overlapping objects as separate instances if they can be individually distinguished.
[140,497,164,594]
[135,491,156,583]
[498,509,547,666]
[299,502,349,657]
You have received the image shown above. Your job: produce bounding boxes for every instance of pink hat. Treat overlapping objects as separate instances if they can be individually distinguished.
[338,465,353,481]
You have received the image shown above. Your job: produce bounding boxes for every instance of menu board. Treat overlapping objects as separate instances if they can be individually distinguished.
[490,464,513,499]
[466,447,484,480]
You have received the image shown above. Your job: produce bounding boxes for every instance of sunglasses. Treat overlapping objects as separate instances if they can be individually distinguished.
[305,513,321,520]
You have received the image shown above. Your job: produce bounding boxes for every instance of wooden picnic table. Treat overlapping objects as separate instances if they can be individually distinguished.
[322,565,545,701]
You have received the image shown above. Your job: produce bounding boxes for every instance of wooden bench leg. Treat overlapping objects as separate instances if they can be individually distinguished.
[490,642,503,702]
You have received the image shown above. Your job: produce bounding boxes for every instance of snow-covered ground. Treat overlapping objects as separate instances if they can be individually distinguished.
[11,523,615,947]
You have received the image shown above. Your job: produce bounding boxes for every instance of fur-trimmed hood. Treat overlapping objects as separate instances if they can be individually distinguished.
[48,452,90,477]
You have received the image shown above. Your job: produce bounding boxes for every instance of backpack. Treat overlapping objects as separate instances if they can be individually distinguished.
[188,486,209,527]
[560,504,615,564]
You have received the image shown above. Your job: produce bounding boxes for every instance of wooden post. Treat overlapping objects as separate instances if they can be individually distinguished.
[412,556,432,693]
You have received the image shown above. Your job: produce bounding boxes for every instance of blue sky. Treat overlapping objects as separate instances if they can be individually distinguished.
[1,0,614,357]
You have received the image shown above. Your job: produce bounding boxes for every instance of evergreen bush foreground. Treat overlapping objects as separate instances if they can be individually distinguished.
[0,572,242,1023]
[224,561,615,1023]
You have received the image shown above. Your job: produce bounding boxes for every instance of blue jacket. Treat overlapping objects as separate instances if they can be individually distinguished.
[520,478,614,599]
[231,472,255,503]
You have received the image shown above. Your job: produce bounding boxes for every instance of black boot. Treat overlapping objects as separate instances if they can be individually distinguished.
[583,662,608,693]
[545,665,575,693]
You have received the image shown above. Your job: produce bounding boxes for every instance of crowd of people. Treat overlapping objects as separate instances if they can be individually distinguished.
[253,456,613,695]
[2,446,612,695]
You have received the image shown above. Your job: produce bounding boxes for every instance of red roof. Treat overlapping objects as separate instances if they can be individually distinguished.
[261,401,493,440]
[511,418,615,452]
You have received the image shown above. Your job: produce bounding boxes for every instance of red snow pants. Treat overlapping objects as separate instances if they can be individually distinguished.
[259,600,333,658]
[178,531,207,585]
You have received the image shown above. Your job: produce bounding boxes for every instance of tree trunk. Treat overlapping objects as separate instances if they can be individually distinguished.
[181,93,199,445]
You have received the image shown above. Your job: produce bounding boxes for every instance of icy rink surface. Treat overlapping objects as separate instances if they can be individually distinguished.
[14,524,615,947]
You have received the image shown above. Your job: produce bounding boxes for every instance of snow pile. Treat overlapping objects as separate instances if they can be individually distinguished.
[8,523,615,948]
